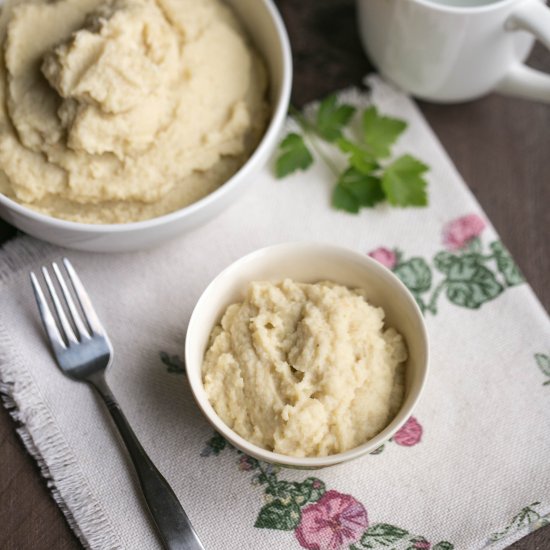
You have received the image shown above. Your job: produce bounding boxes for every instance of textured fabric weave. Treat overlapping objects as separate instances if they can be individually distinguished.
[1,77,549,550]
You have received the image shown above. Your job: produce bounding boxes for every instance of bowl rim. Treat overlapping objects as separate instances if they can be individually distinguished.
[0,0,292,233]
[185,241,430,468]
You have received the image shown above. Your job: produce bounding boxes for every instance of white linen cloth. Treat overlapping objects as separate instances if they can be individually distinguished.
[1,77,549,550]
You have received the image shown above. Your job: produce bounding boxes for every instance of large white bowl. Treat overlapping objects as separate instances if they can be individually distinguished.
[0,0,292,252]
[185,242,429,468]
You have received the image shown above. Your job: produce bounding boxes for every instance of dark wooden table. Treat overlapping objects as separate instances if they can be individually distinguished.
[1,1,549,548]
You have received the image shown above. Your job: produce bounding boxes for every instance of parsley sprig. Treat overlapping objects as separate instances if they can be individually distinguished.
[275,95,429,213]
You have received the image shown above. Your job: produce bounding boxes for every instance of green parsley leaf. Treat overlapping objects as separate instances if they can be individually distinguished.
[363,106,407,158]
[275,133,314,178]
[332,183,359,213]
[275,99,429,212]
[339,167,384,207]
[381,154,429,206]
[316,95,356,142]
[337,138,378,174]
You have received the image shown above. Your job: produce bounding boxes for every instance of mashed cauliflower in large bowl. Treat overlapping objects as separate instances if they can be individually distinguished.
[0,0,269,223]
[202,279,408,458]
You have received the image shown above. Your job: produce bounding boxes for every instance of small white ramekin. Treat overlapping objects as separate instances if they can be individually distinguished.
[0,0,292,252]
[185,242,429,469]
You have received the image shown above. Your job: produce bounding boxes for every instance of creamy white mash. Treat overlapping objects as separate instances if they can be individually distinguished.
[202,279,407,457]
[0,0,268,223]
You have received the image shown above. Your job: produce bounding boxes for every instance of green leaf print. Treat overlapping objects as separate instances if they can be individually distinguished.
[535,353,550,385]
[489,502,542,542]
[433,251,457,274]
[360,523,408,547]
[394,258,432,293]
[200,432,228,456]
[466,236,482,254]
[266,481,307,506]
[254,500,301,530]
[159,351,185,374]
[300,477,326,503]
[432,542,455,550]
[370,217,526,315]
[490,241,524,286]
[264,477,326,507]
[535,354,550,376]
[445,255,503,309]
[202,430,454,548]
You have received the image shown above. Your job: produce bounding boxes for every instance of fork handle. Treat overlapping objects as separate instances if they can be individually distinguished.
[91,377,205,550]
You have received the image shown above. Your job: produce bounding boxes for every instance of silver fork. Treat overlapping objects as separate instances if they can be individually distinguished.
[30,258,205,550]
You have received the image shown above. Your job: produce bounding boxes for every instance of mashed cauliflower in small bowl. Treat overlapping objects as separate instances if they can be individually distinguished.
[185,242,429,469]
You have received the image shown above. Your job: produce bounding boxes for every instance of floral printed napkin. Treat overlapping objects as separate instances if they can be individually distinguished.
[0,77,549,550]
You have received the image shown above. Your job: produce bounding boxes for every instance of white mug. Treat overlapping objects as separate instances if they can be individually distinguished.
[356,0,550,103]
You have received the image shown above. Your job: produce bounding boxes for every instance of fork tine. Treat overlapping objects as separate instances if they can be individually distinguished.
[62,258,104,336]
[52,262,90,341]
[30,272,67,355]
[42,266,79,346]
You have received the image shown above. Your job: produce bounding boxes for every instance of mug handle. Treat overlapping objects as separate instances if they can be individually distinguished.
[495,0,550,102]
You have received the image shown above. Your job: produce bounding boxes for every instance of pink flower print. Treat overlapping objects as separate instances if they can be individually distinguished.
[368,247,397,269]
[393,416,422,447]
[413,539,431,549]
[442,214,486,251]
[295,490,368,550]
[238,455,257,471]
